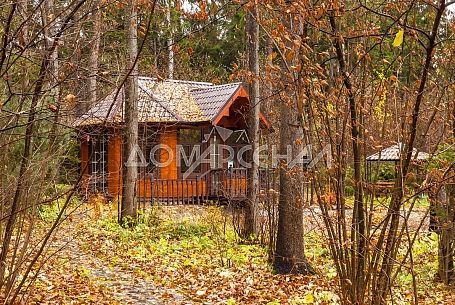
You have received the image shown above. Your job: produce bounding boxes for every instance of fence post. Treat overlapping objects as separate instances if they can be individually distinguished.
[196,176,200,204]
[150,174,153,206]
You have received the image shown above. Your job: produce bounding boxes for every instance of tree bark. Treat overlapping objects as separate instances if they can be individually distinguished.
[437,183,455,284]
[121,0,139,224]
[244,1,260,238]
[273,7,312,275]
[44,0,59,100]
[274,99,312,274]
[166,0,174,79]
[87,0,101,107]
[44,0,62,186]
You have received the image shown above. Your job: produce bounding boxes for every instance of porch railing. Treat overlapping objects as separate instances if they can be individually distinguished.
[148,177,207,205]
[136,168,277,206]
[208,168,248,199]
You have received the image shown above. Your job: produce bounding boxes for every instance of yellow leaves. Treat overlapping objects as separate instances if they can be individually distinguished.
[32,205,349,305]
[303,291,315,303]
[393,29,404,47]
[290,290,339,304]
[226,298,236,305]
[183,258,193,267]
[138,24,147,38]
[89,193,106,219]
[64,93,77,108]
[267,52,278,62]
[373,77,388,121]
[326,102,335,116]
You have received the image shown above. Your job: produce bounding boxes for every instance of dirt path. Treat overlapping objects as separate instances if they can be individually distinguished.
[37,210,190,305]
[301,206,430,233]
[61,236,187,304]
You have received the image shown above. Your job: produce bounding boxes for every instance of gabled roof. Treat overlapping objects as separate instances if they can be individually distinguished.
[366,143,429,161]
[191,83,242,122]
[75,78,253,127]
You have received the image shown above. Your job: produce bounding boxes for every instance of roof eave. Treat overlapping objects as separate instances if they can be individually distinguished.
[211,84,272,130]
[211,84,245,126]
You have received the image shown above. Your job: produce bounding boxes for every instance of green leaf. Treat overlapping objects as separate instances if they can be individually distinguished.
[393,30,404,47]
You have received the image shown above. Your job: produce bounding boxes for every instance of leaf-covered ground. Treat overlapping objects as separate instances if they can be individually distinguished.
[27,202,455,304]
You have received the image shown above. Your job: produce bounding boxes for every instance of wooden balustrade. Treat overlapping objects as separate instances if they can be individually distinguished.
[136,168,279,206]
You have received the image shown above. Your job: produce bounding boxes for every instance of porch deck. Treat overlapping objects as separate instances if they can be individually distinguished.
[136,168,276,206]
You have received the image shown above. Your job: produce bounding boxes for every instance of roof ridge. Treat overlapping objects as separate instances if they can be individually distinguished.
[191,82,242,92]
[138,76,213,86]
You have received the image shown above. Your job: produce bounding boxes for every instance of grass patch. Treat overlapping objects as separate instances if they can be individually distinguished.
[38,194,82,222]
[344,195,430,210]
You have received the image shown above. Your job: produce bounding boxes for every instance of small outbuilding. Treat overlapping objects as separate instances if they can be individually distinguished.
[365,143,429,194]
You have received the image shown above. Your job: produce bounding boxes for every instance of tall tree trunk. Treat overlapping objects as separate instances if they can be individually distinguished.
[274,98,312,274]
[43,0,62,186]
[121,0,138,223]
[437,182,455,284]
[87,0,101,107]
[166,0,174,79]
[244,1,260,238]
[71,8,85,116]
[43,0,59,100]
[273,7,312,275]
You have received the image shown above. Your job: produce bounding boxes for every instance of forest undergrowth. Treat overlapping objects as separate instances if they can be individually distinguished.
[25,199,455,305]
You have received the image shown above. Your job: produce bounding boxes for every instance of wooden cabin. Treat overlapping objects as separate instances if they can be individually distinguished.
[75,78,272,204]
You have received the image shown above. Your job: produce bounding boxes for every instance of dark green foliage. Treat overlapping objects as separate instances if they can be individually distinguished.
[430,144,455,169]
